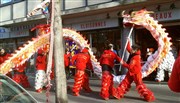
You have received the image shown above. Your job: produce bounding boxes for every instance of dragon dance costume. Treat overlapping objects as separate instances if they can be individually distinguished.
[0,49,12,78]
[99,44,123,100]
[155,46,177,82]
[113,41,155,102]
[71,48,93,96]
[35,49,48,93]
[13,62,31,88]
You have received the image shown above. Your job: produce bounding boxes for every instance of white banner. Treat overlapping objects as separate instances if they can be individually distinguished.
[72,18,119,31]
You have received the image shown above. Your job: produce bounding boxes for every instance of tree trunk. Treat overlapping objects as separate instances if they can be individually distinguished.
[52,0,68,102]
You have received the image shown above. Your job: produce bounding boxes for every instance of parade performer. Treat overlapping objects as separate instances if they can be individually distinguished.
[71,47,93,96]
[13,61,31,88]
[155,45,177,82]
[35,49,47,93]
[0,48,12,78]
[168,50,180,93]
[99,44,123,100]
[113,40,155,102]
[64,50,71,79]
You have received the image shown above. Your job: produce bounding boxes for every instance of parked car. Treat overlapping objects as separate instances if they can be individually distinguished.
[0,74,39,103]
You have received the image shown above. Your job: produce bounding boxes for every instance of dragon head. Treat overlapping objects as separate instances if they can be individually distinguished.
[122,9,154,26]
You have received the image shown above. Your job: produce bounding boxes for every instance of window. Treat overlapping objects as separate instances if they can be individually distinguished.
[1,0,11,4]
[64,0,86,10]
[0,0,24,6]
[1,0,12,4]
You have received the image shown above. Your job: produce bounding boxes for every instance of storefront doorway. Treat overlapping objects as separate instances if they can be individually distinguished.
[80,28,121,60]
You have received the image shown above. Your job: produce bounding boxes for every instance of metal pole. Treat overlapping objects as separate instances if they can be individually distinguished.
[119,25,134,71]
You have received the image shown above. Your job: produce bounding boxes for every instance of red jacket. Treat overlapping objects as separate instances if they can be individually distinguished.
[36,50,47,71]
[71,52,92,71]
[100,50,122,68]
[122,41,142,75]
[168,52,180,92]
[64,53,70,67]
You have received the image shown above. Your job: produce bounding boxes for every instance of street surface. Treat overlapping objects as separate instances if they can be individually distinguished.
[27,74,180,103]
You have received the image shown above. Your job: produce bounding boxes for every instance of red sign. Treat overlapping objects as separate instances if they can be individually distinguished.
[150,9,180,21]
[152,11,172,20]
[80,21,106,29]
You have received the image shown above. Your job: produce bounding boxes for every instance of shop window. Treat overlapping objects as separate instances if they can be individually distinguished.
[80,28,121,60]
[88,0,111,5]
[0,39,16,53]
[17,37,31,48]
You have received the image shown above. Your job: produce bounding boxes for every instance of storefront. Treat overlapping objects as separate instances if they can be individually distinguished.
[0,23,40,53]
[70,18,121,60]
[0,27,16,53]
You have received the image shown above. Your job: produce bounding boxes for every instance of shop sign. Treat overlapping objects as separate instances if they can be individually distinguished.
[10,23,38,31]
[151,9,180,21]
[72,19,119,31]
[10,30,29,38]
[0,27,10,39]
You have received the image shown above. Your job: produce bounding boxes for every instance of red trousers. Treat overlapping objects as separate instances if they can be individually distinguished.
[100,71,114,99]
[113,72,155,102]
[13,73,31,88]
[72,70,92,96]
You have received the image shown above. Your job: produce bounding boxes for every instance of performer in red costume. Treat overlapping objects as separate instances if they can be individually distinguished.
[71,47,93,96]
[64,50,71,79]
[0,48,12,78]
[168,50,180,93]
[99,44,123,100]
[13,62,31,88]
[35,49,47,93]
[113,40,155,102]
